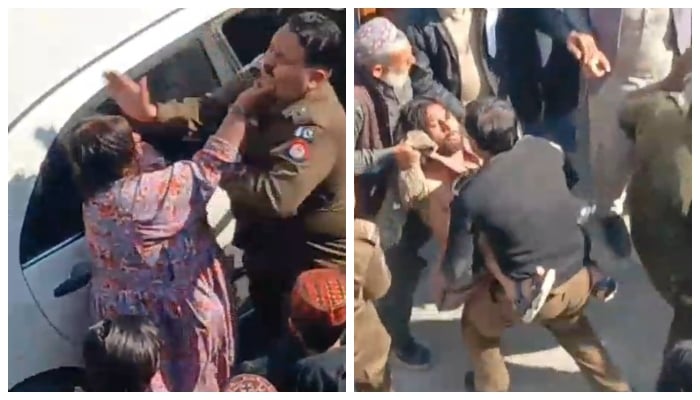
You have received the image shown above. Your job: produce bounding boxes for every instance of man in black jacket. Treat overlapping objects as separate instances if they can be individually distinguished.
[495,9,601,154]
[443,97,628,392]
[404,8,505,120]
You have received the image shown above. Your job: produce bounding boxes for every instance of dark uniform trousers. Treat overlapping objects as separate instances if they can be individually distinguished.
[376,211,432,350]
[243,232,346,340]
[621,91,692,355]
[462,268,630,391]
[154,69,346,354]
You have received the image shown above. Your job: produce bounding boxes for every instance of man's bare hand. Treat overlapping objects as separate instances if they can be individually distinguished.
[567,32,612,78]
[394,143,421,170]
[103,71,157,122]
[581,49,613,79]
[567,32,598,63]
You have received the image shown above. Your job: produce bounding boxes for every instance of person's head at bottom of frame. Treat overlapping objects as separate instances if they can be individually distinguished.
[288,268,346,355]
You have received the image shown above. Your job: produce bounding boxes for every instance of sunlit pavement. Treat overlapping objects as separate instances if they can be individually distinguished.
[391,232,671,391]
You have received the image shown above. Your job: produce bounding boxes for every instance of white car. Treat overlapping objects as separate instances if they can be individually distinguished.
[7,8,345,391]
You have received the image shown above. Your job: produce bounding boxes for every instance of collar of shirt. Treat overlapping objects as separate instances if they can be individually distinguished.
[270,80,335,118]
[438,8,470,21]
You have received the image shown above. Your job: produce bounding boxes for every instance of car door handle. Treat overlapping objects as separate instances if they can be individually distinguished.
[53,261,92,298]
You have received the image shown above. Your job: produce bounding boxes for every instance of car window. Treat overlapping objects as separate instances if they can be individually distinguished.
[19,38,220,266]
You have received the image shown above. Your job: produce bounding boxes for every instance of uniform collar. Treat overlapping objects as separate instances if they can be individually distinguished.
[278,80,335,116]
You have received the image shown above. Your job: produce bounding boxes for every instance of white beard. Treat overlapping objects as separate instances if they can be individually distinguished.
[380,70,410,89]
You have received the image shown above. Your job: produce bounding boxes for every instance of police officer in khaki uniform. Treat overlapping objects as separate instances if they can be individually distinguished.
[104,12,345,341]
[620,78,691,355]
[354,217,392,392]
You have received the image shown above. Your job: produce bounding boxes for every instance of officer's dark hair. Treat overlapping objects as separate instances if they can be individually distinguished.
[463,97,519,155]
[287,11,342,71]
[66,115,136,199]
[656,340,692,392]
[292,319,346,354]
[83,315,160,392]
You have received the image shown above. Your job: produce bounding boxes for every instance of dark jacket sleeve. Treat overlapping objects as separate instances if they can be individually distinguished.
[563,153,580,190]
[565,8,593,34]
[527,8,593,45]
[354,105,396,176]
[406,23,465,120]
[441,187,476,284]
[155,71,253,137]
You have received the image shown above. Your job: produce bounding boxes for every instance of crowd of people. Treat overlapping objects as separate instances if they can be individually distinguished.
[353,8,691,392]
[64,11,347,392]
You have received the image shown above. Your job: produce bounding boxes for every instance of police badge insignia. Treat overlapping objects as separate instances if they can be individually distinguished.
[294,126,315,142]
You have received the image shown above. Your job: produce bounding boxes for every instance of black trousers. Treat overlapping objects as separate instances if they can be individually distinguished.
[376,211,432,349]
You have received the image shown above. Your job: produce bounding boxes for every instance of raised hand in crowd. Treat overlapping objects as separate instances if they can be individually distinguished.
[103,71,158,122]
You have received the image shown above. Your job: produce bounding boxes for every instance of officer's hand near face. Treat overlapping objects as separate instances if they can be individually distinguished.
[104,71,158,122]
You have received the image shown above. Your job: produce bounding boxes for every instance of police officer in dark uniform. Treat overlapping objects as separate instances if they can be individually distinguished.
[620,81,692,355]
[104,12,345,344]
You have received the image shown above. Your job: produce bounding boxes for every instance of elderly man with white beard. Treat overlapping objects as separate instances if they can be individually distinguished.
[354,17,418,178]
[354,17,435,369]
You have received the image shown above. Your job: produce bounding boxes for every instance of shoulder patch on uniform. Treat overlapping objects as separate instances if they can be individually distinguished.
[282,104,312,124]
[294,126,315,142]
[286,139,310,162]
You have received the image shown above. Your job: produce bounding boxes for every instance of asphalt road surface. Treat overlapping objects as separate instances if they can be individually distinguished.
[391,224,671,392]
[390,118,673,392]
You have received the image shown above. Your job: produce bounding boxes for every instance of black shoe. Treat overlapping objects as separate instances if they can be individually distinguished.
[392,340,432,370]
[601,215,632,257]
[464,371,476,391]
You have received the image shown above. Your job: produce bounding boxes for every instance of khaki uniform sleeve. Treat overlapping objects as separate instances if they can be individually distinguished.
[225,125,337,217]
[355,220,391,301]
[364,241,391,301]
[154,71,254,136]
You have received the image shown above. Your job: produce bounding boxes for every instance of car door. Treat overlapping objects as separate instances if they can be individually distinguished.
[10,10,232,345]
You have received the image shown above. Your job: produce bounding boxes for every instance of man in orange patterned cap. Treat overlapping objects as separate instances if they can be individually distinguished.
[224,374,277,392]
[237,268,346,391]
[288,268,347,392]
[289,268,346,349]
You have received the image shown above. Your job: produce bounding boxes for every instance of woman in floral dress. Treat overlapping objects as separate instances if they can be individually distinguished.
[65,89,257,390]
